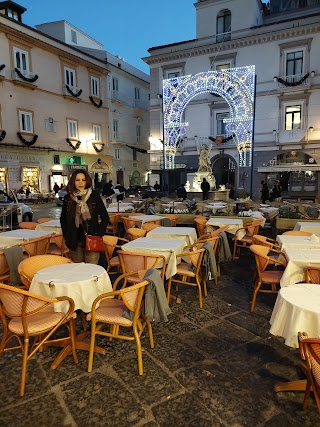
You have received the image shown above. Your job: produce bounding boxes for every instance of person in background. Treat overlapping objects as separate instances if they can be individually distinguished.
[261,180,270,204]
[115,183,126,201]
[154,181,161,192]
[102,180,114,198]
[228,183,236,200]
[270,180,282,201]
[25,187,31,199]
[177,183,188,199]
[53,182,60,194]
[60,183,64,190]
[60,169,109,264]
[201,177,210,201]
[18,187,25,194]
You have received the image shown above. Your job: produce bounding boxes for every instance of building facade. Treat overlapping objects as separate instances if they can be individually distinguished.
[145,0,320,201]
[0,1,150,193]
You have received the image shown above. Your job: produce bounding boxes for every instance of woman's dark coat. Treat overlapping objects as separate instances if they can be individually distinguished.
[60,190,109,251]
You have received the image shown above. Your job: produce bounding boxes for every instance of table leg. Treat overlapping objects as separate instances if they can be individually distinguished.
[50,330,106,370]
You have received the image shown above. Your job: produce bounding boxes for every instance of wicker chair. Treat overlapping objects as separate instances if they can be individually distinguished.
[19,234,52,257]
[106,214,120,236]
[117,250,166,286]
[160,214,178,227]
[18,254,73,289]
[194,216,208,237]
[37,217,55,224]
[0,283,78,396]
[47,233,70,257]
[141,222,161,232]
[232,219,263,259]
[18,222,38,230]
[126,227,147,240]
[0,251,11,284]
[87,278,153,375]
[249,244,287,312]
[167,248,205,308]
[102,235,129,275]
[304,266,320,284]
[282,230,313,236]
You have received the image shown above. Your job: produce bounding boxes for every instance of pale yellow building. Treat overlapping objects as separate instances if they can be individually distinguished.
[0,1,112,193]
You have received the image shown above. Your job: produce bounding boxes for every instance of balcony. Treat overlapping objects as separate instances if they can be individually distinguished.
[277,129,306,144]
[134,98,149,109]
[216,32,231,43]
[11,68,38,87]
[275,73,311,89]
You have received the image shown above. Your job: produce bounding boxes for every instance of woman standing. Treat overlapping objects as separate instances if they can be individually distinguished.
[60,169,109,264]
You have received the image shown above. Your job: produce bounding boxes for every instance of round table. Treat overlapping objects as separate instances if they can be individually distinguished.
[29,263,112,313]
[270,284,320,348]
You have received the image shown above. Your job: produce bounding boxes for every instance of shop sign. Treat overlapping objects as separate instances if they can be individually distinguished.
[68,165,88,171]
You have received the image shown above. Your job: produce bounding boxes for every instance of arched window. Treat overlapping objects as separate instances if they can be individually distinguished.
[216,9,231,43]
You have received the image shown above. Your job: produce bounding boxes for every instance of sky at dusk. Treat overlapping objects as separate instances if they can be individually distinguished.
[21,0,197,74]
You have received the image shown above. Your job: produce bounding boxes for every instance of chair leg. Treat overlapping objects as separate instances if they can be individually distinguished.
[69,319,79,365]
[302,378,312,411]
[87,321,96,373]
[196,278,203,309]
[146,318,154,349]
[166,278,172,303]
[250,281,261,313]
[133,323,143,375]
[20,339,29,397]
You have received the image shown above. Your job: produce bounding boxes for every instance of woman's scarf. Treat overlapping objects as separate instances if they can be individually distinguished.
[70,188,92,228]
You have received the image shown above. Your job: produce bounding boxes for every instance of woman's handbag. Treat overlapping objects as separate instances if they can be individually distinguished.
[85,234,104,252]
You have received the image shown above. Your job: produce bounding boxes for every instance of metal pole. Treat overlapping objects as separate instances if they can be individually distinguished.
[250,74,257,199]
[160,93,166,196]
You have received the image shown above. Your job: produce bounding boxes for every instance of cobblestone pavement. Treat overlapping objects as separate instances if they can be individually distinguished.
[0,205,319,426]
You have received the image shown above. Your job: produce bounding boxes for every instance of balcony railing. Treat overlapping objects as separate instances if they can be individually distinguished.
[11,68,38,84]
[276,73,310,88]
[216,32,231,43]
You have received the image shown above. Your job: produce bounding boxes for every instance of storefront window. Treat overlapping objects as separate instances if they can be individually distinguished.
[22,167,40,192]
[0,168,8,193]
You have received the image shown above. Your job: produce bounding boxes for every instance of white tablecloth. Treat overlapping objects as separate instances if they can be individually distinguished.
[128,214,164,224]
[293,221,320,236]
[276,234,320,251]
[270,284,320,348]
[29,263,112,313]
[280,247,320,286]
[35,220,62,234]
[206,218,245,238]
[204,203,228,214]
[0,229,53,247]
[146,226,197,247]
[107,206,134,213]
[122,237,185,279]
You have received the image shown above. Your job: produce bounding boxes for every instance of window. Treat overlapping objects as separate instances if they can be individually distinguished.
[71,30,77,44]
[112,77,119,92]
[115,148,120,160]
[216,112,230,135]
[19,110,33,133]
[8,9,19,20]
[53,155,60,164]
[14,47,29,76]
[93,124,102,141]
[133,149,137,161]
[285,51,303,82]
[285,106,301,130]
[135,87,140,100]
[67,119,78,138]
[64,67,76,89]
[216,9,231,42]
[113,119,119,140]
[167,71,181,79]
[91,76,99,97]
[216,63,231,71]
[136,125,141,144]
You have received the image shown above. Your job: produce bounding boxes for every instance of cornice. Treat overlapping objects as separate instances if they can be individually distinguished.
[145,23,320,65]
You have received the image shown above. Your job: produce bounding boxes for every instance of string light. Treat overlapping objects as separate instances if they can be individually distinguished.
[162,65,255,168]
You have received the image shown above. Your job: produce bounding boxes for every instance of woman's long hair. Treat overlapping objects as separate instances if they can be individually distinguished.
[66,169,92,194]
[66,169,93,218]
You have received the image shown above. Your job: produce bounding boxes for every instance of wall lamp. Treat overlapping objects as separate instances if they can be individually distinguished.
[309,126,314,132]
[310,71,315,78]
[157,94,163,99]
[273,129,277,135]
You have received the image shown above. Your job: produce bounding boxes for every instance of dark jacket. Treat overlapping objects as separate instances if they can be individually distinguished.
[60,190,109,251]
[177,185,187,199]
[201,180,210,193]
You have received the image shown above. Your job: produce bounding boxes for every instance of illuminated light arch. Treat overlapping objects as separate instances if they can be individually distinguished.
[162,66,255,169]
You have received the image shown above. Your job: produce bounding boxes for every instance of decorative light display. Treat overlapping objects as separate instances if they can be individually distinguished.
[162,66,255,168]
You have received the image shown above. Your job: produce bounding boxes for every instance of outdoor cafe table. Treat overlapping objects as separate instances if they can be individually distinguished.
[293,221,320,236]
[206,217,245,238]
[35,219,62,233]
[29,262,112,368]
[204,202,228,214]
[279,247,320,286]
[146,226,197,247]
[0,229,53,247]
[122,237,185,279]
[107,206,134,213]
[276,234,320,251]
[29,262,112,313]
[269,284,320,348]
[128,214,164,224]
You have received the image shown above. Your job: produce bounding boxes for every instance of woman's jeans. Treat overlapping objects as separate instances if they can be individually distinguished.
[69,243,100,264]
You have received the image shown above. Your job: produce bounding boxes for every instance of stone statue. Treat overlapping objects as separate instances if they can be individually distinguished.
[197,144,213,173]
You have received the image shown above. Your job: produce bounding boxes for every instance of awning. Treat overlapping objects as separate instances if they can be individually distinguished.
[257,164,320,173]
